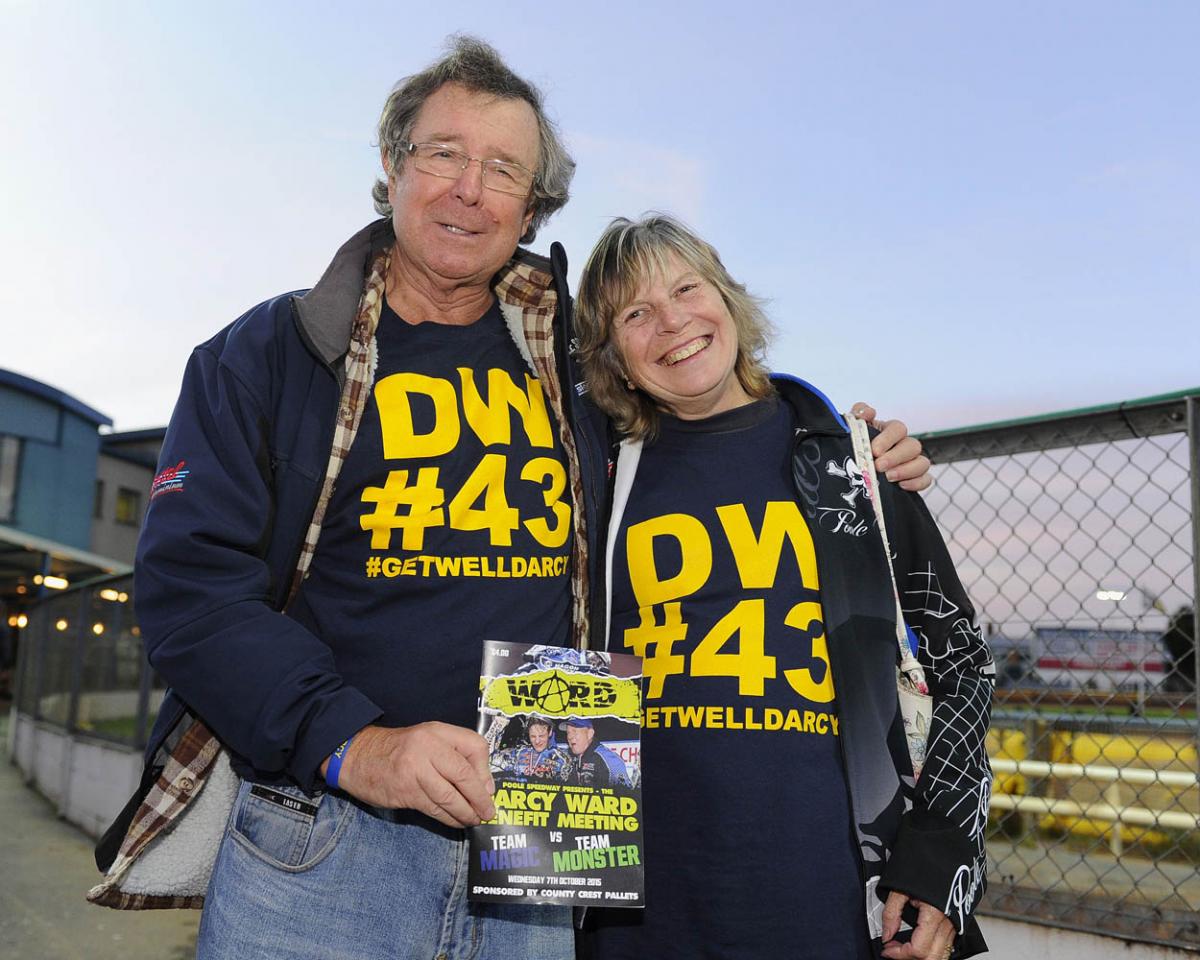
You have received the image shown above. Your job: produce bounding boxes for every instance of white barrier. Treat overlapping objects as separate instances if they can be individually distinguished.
[989,758,1200,855]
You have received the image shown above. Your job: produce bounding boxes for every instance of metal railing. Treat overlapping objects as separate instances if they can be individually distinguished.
[988,759,1198,844]
[921,388,1200,951]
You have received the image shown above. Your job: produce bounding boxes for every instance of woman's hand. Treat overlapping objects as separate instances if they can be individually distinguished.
[880,889,956,959]
[849,403,932,492]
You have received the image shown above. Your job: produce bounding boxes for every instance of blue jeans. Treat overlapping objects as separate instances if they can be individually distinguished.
[197,779,573,960]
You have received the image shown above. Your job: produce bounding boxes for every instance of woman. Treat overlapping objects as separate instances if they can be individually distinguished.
[573,215,993,960]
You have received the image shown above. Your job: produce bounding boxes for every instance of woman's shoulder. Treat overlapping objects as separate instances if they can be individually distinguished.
[770,373,848,434]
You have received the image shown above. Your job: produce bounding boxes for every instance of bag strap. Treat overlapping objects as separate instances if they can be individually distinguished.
[846,414,928,694]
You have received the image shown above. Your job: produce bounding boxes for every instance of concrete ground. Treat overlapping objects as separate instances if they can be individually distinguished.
[2,706,1192,960]
[0,715,199,960]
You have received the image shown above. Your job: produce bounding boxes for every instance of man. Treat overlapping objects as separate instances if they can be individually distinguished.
[563,717,629,789]
[493,715,570,782]
[108,37,930,960]
[1162,607,1196,692]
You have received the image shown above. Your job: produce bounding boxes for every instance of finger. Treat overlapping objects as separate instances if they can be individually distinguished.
[906,901,941,957]
[414,764,480,828]
[881,890,907,942]
[899,472,933,493]
[430,745,496,821]
[440,724,496,790]
[849,402,878,423]
[870,417,908,458]
[910,902,954,958]
[919,929,953,960]
[431,723,490,759]
[872,430,917,470]
[882,937,951,960]
[883,450,931,484]
[929,930,955,960]
[880,941,919,959]
[424,723,495,796]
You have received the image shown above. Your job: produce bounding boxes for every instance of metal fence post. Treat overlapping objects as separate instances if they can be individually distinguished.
[1188,395,1200,752]
[30,592,48,725]
[135,629,152,751]
[65,587,89,734]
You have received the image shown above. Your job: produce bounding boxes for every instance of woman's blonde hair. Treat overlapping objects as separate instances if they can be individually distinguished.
[575,214,775,440]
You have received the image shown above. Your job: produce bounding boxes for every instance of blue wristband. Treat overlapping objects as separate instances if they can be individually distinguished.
[325,735,354,790]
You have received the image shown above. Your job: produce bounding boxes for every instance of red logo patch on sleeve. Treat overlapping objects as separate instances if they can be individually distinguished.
[150,460,190,500]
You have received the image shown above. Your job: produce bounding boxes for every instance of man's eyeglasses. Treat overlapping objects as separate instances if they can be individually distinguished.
[399,141,536,197]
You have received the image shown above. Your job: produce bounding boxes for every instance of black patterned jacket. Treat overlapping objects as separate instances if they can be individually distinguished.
[777,374,995,957]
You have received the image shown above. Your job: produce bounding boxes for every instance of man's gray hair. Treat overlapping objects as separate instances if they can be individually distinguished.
[372,35,575,245]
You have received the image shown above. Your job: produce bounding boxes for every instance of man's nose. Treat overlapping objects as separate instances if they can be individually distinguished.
[451,158,485,204]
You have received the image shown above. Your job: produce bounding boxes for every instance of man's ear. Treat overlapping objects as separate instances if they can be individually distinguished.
[381,148,396,200]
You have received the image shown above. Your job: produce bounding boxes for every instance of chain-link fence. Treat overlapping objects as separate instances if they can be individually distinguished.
[12,572,163,750]
[921,388,1200,951]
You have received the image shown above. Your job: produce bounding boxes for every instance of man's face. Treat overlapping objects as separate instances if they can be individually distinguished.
[386,82,538,293]
[566,725,594,756]
[528,723,551,752]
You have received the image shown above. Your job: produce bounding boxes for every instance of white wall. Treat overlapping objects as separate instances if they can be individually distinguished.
[10,711,142,837]
[980,916,1197,958]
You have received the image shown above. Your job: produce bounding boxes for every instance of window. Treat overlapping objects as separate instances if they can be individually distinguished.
[114,486,141,526]
[93,479,105,519]
[0,435,20,523]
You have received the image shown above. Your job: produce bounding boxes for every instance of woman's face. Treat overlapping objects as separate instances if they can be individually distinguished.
[612,252,751,420]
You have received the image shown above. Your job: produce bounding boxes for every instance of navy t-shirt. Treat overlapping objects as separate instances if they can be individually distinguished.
[583,399,872,960]
[287,297,573,732]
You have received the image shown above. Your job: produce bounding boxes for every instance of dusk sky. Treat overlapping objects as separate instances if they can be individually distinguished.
[2,1,1197,434]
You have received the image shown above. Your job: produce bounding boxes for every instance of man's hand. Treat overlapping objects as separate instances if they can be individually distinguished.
[322,723,496,828]
[849,402,932,493]
[880,889,956,959]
